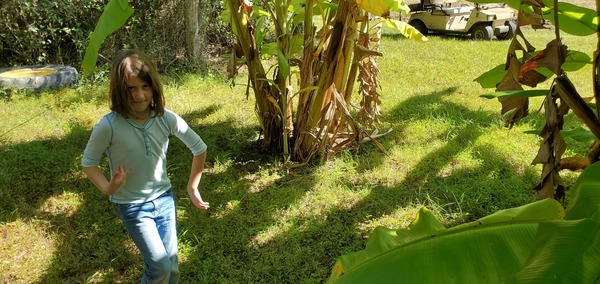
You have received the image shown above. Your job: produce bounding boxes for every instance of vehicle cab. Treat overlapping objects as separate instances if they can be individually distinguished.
[408,0,517,40]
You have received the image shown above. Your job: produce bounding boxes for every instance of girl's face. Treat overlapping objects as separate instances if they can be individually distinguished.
[126,75,153,117]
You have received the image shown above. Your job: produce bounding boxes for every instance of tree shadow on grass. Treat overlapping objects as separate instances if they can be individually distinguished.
[1,86,544,283]
[171,108,323,282]
[375,86,540,217]
[0,122,139,283]
[0,102,268,283]
[176,87,541,282]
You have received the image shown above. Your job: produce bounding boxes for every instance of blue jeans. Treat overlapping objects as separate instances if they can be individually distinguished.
[114,189,179,284]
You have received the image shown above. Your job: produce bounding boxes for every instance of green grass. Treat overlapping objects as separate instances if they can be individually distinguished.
[0,27,595,283]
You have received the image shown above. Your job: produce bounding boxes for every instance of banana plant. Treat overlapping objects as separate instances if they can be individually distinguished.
[328,160,600,283]
[80,0,427,164]
[472,0,599,200]
[222,0,426,164]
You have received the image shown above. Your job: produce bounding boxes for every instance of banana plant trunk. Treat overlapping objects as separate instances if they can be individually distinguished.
[293,0,358,162]
[226,0,385,164]
[225,0,284,149]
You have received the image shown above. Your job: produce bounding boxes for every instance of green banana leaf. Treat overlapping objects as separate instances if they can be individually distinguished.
[542,2,598,37]
[563,51,593,72]
[523,126,596,143]
[560,127,597,143]
[328,162,600,283]
[565,161,600,222]
[382,0,410,14]
[81,0,133,74]
[474,51,591,89]
[480,89,549,99]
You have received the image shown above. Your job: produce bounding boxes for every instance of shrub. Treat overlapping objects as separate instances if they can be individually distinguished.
[0,0,105,66]
[0,0,233,71]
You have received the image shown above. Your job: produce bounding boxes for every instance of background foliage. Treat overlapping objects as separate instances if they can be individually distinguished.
[1,0,598,282]
[0,0,104,66]
[0,0,233,69]
[0,27,592,282]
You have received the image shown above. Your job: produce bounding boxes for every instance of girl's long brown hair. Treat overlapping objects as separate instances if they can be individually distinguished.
[109,50,165,118]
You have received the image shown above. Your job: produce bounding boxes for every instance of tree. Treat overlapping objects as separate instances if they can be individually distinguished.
[473,0,599,200]
[221,0,425,165]
[83,0,427,165]
[185,0,204,65]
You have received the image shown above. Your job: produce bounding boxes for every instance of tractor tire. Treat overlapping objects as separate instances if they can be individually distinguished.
[0,65,78,91]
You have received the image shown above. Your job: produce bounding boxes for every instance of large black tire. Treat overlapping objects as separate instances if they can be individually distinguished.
[0,65,78,91]
[409,20,428,36]
[496,21,516,40]
[471,25,493,40]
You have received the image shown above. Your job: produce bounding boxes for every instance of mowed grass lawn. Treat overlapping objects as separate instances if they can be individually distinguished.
[0,27,595,283]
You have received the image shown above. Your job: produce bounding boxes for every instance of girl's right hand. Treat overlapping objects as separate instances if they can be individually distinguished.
[108,165,132,192]
[188,188,210,210]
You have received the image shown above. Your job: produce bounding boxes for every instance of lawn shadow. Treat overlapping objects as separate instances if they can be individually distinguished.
[0,86,543,283]
[175,85,537,283]
[0,102,274,283]
[175,87,540,282]
[172,108,324,282]
[380,87,540,219]
[0,122,139,283]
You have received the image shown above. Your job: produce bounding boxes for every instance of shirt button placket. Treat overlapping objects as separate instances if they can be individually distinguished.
[141,128,151,157]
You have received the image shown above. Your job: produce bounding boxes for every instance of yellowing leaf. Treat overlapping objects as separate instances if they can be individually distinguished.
[356,0,390,17]
[384,19,428,42]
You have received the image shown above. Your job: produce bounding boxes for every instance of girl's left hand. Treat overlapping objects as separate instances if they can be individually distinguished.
[188,188,210,210]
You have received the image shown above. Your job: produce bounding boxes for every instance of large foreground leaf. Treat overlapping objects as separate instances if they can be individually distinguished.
[543,2,598,36]
[81,0,134,74]
[565,160,600,221]
[328,162,600,283]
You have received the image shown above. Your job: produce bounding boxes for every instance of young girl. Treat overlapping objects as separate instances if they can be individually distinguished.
[82,49,209,284]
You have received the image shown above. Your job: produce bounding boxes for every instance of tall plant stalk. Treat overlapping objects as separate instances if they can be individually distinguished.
[473,0,600,200]
[225,0,285,150]
[224,0,406,164]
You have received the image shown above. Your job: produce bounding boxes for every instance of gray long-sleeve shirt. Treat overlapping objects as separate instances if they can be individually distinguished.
[82,109,207,204]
